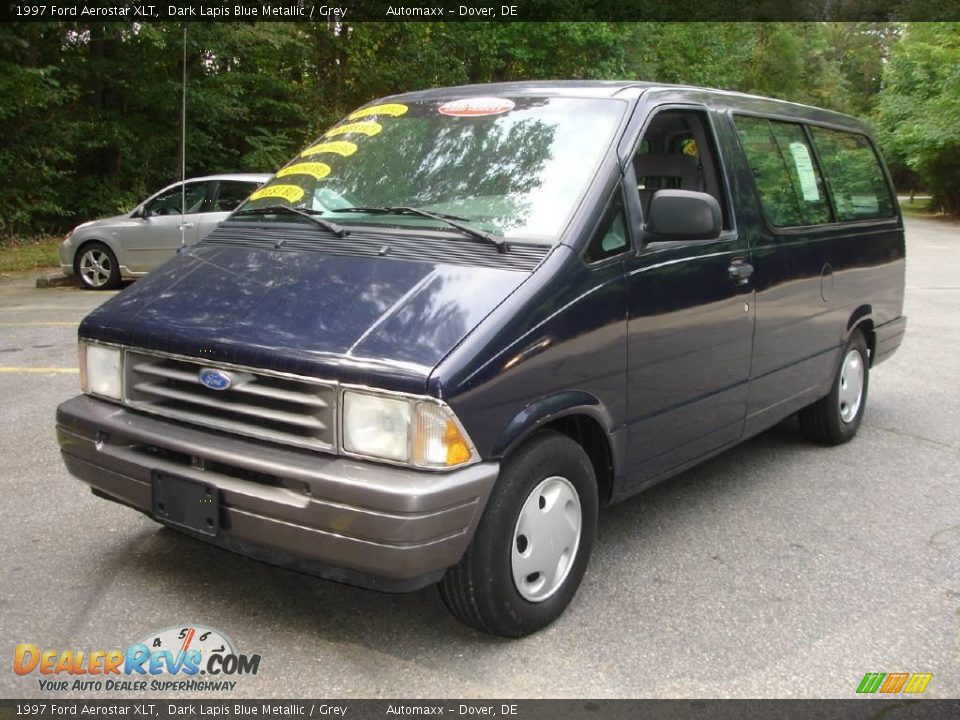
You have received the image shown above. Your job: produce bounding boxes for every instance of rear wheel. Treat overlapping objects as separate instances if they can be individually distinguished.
[799,329,869,445]
[439,430,598,637]
[75,242,121,290]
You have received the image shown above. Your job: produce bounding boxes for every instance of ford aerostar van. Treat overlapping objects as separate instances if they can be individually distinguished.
[56,82,906,637]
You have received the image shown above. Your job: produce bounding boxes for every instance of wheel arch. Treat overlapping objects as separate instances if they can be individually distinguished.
[493,392,616,505]
[73,236,123,270]
[846,305,876,365]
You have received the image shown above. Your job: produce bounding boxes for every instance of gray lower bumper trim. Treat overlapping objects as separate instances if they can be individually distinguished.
[57,395,499,591]
[873,316,907,366]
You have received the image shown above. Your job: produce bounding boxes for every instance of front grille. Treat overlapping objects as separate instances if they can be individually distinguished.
[123,350,337,452]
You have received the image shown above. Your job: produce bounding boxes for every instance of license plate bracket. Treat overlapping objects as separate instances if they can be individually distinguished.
[151,471,220,537]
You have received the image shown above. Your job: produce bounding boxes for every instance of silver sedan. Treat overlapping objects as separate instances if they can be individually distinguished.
[60,173,270,289]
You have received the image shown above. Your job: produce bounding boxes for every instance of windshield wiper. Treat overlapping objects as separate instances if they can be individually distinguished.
[233,204,346,238]
[330,206,508,253]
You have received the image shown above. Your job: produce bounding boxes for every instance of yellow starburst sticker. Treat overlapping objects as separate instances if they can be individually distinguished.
[276,162,331,180]
[348,103,408,120]
[300,141,358,158]
[249,185,305,204]
[325,122,382,138]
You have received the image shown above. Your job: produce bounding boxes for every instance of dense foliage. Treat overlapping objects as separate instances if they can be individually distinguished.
[875,23,960,214]
[0,21,951,236]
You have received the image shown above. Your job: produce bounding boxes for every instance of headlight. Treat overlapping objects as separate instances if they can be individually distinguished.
[342,390,476,469]
[79,341,123,401]
[342,392,410,462]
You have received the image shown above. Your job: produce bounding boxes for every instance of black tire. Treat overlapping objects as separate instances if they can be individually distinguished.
[74,241,121,290]
[439,430,598,637]
[799,329,870,445]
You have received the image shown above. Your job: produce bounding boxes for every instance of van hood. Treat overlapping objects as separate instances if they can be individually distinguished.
[79,243,531,392]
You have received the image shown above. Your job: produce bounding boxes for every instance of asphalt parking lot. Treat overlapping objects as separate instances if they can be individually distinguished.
[1,215,958,699]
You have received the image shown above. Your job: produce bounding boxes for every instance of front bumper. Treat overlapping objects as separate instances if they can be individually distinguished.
[56,395,498,592]
[58,240,74,276]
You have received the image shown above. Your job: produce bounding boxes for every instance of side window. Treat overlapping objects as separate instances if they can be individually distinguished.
[734,116,831,228]
[145,182,210,217]
[633,109,729,229]
[808,127,895,221]
[584,187,628,263]
[213,181,258,212]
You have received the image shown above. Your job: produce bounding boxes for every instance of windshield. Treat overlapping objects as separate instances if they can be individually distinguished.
[239,95,626,243]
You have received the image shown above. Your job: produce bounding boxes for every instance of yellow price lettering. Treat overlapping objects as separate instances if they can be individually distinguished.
[325,122,382,138]
[276,162,331,180]
[300,141,357,158]
[348,103,408,120]
[249,185,305,203]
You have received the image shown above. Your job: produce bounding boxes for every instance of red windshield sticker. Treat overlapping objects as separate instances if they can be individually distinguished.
[438,97,515,117]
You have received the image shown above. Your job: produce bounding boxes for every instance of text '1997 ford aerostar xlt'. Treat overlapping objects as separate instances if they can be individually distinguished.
[57,81,906,637]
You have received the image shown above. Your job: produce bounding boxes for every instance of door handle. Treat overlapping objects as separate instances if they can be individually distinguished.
[728,259,753,285]
[179,223,195,229]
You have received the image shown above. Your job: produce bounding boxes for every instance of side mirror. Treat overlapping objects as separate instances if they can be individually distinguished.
[644,190,722,242]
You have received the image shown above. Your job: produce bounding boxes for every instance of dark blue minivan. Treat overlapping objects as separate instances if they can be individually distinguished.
[57,82,906,637]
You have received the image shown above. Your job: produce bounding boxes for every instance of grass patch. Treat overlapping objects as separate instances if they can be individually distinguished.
[0,236,62,273]
[896,196,954,220]
[900,202,936,219]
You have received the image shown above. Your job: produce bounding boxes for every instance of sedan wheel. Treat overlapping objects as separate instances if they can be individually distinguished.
[76,243,121,290]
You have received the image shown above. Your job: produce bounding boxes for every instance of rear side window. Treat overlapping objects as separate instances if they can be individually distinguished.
[214,181,258,212]
[734,116,832,228]
[808,127,895,221]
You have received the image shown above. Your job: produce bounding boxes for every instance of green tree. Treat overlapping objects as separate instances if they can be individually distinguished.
[0,24,77,235]
[0,20,932,237]
[875,23,960,213]
[623,23,757,91]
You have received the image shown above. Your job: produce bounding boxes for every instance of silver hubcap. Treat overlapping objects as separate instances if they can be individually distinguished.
[79,249,113,287]
[838,349,864,423]
[511,475,582,603]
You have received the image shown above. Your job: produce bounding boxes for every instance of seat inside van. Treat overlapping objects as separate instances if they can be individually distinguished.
[634,110,727,226]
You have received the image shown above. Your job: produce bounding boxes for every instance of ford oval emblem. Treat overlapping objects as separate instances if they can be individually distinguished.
[198,368,232,391]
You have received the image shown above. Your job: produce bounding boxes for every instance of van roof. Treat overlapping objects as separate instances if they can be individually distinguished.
[384,80,871,134]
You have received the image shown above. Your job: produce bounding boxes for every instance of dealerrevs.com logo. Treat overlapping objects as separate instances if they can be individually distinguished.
[14,625,261,693]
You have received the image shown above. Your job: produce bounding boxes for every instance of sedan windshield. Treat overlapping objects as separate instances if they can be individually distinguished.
[238,95,626,243]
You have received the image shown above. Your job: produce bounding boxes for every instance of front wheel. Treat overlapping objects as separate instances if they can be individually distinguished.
[799,329,870,445]
[75,242,121,290]
[439,430,598,637]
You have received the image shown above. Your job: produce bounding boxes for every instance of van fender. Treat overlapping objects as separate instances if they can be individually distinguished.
[492,391,614,459]
[846,304,876,360]
[846,304,873,336]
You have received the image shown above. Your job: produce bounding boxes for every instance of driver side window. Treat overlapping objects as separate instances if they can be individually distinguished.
[146,182,210,216]
[633,109,729,229]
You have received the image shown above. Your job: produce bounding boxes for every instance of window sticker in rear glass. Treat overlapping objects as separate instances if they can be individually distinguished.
[789,141,822,202]
[438,97,515,117]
